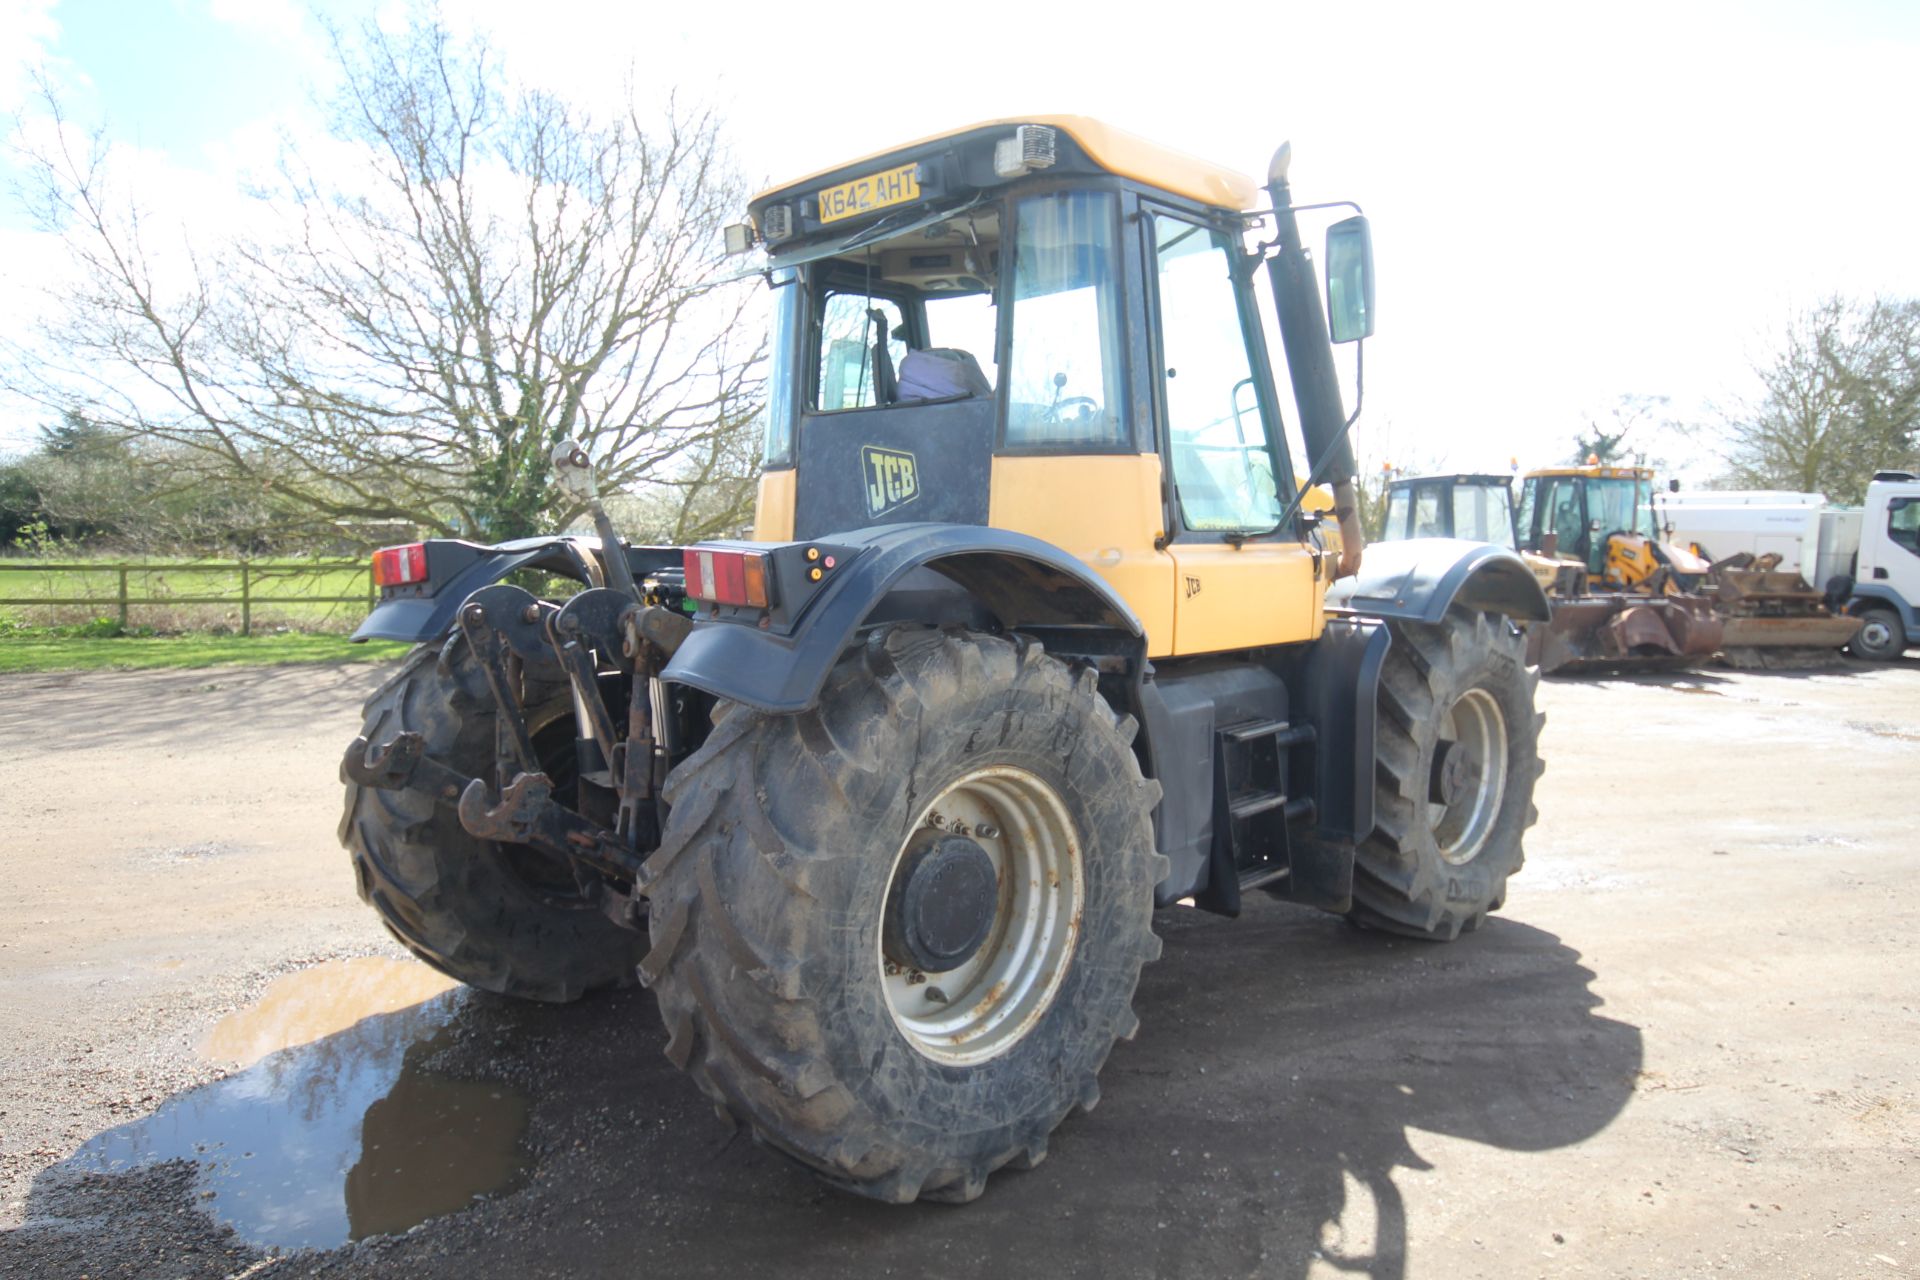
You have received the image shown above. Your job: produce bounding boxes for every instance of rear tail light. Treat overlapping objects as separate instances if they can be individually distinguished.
[372,542,429,588]
[683,546,771,608]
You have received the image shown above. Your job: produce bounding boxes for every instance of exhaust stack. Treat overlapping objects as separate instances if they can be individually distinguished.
[1263,144,1364,579]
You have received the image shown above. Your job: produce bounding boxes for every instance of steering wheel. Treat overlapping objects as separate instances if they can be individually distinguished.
[1043,396,1101,425]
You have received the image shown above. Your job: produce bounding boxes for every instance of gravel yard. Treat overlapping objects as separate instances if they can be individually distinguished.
[1,658,1916,1278]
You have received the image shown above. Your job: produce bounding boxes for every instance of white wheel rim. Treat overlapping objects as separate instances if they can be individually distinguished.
[1431,688,1509,866]
[880,766,1082,1065]
[1861,618,1894,650]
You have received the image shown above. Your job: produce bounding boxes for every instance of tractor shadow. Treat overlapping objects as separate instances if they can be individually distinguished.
[16,899,1639,1279]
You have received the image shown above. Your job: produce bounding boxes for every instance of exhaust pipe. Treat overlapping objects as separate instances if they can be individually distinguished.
[1262,143,1364,579]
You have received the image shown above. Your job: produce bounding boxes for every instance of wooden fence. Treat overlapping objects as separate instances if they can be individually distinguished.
[0,560,375,636]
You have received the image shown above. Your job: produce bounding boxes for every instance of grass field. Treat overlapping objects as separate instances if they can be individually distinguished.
[0,625,411,674]
[0,555,374,633]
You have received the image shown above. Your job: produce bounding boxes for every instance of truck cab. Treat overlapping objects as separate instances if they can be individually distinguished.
[1849,470,1920,659]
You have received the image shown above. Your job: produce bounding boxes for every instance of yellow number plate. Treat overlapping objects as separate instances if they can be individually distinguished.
[817,163,921,225]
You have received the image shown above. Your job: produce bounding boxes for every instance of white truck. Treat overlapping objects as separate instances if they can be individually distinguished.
[1656,471,1920,661]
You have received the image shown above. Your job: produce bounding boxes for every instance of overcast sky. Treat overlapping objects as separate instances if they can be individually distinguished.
[4,0,1918,485]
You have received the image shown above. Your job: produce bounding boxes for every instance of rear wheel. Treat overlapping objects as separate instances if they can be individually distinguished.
[338,637,644,1002]
[639,627,1163,1203]
[1349,608,1543,940]
[1849,606,1905,662]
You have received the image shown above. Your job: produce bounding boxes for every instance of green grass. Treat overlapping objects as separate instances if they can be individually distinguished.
[0,555,374,630]
[0,624,411,674]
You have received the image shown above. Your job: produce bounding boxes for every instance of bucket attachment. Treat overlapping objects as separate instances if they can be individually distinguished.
[1706,555,1862,664]
[1527,593,1723,674]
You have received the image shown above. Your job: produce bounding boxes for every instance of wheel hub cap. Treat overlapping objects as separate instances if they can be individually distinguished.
[884,834,998,973]
[1429,687,1509,867]
[879,766,1083,1066]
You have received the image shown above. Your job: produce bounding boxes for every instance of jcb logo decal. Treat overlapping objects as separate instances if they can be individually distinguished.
[1185,576,1202,598]
[862,446,919,518]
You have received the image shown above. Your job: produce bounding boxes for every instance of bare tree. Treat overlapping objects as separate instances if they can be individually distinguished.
[1571,393,1669,466]
[4,17,763,547]
[1711,296,1920,502]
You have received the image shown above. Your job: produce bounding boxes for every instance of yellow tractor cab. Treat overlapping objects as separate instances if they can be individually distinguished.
[740,115,1371,658]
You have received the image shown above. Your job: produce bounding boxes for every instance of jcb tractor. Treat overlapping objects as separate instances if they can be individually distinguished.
[340,117,1549,1204]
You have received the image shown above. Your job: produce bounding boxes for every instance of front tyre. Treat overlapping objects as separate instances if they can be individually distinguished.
[1848,606,1905,662]
[1349,608,1543,940]
[639,627,1163,1203]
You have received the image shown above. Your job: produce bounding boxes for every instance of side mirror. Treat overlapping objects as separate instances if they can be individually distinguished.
[1325,215,1375,343]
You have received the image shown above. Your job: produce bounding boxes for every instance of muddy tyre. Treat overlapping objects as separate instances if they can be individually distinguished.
[1848,606,1905,662]
[1349,608,1543,940]
[639,627,1163,1203]
[339,638,644,1002]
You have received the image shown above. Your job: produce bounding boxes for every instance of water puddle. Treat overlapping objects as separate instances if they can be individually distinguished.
[201,957,460,1066]
[69,958,531,1250]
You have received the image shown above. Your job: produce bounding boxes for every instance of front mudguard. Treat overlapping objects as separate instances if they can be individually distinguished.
[1328,539,1551,626]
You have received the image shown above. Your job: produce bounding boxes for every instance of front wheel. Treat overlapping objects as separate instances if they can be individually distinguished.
[1348,608,1544,940]
[638,627,1163,1203]
[1849,606,1906,662]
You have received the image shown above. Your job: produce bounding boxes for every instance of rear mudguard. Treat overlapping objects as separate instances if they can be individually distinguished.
[1326,537,1551,625]
[661,523,1145,714]
[352,537,682,644]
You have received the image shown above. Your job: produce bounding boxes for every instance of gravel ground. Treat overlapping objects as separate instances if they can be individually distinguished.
[2,657,1917,1278]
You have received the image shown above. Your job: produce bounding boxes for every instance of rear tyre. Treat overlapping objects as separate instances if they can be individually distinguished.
[639,627,1163,1203]
[1848,606,1905,662]
[338,637,644,1002]
[1349,608,1542,940]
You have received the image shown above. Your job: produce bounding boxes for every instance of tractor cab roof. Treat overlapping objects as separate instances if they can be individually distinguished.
[1523,465,1655,482]
[745,117,1258,269]
[1387,473,1514,490]
[754,115,1257,214]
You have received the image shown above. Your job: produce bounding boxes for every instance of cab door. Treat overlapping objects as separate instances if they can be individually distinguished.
[1144,208,1321,655]
[1867,487,1920,608]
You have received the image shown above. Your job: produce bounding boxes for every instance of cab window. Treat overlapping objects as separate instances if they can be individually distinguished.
[816,289,906,411]
[1452,484,1514,547]
[1411,485,1443,537]
[924,292,999,390]
[1890,499,1920,555]
[1005,192,1127,448]
[1151,213,1279,532]
[1383,486,1412,540]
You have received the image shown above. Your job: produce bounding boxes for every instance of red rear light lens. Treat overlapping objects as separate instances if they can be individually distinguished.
[372,543,428,588]
[683,547,771,608]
